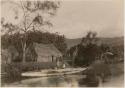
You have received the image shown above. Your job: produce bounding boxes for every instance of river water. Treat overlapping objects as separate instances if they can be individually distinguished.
[3,75,85,87]
[2,74,124,87]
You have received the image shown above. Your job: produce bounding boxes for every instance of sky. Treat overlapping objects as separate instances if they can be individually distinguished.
[1,0,124,39]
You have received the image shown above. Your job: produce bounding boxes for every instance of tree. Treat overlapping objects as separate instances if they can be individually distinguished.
[1,0,60,63]
[53,34,67,54]
[1,31,67,62]
[67,31,101,66]
[81,31,97,46]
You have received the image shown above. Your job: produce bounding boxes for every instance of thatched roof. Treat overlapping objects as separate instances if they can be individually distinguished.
[104,52,114,56]
[34,43,62,57]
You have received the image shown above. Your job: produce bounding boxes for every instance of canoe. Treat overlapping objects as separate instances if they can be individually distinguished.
[21,68,86,77]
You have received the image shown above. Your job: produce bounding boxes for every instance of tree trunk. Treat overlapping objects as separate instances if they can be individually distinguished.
[22,42,26,63]
[72,57,75,67]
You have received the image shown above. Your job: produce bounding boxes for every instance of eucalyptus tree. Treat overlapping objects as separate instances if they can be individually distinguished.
[1,0,60,63]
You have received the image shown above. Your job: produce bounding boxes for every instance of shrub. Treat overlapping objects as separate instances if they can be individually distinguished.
[1,63,21,84]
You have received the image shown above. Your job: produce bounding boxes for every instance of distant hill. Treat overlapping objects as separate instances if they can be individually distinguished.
[66,37,124,49]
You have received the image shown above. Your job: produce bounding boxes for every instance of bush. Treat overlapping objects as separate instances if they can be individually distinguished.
[2,64,21,76]
[9,62,57,72]
[1,63,21,84]
[83,60,111,82]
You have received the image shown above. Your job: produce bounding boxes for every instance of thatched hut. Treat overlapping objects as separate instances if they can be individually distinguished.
[101,52,114,64]
[34,43,62,63]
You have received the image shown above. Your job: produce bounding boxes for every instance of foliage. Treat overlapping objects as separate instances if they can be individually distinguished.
[27,31,67,53]
[67,32,101,66]
[1,31,67,62]
[67,31,123,67]
[1,63,21,84]
[1,1,60,34]
[111,45,124,58]
[1,0,60,63]
[70,44,101,66]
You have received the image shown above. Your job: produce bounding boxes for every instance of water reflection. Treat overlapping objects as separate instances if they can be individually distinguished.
[5,75,87,87]
[21,75,81,87]
[4,74,123,87]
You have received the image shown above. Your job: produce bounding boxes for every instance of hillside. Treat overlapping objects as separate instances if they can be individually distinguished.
[66,37,124,49]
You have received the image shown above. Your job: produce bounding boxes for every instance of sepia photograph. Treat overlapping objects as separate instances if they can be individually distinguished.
[0,0,124,87]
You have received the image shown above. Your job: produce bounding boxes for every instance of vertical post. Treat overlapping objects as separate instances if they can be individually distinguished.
[52,55,54,62]
[72,47,78,67]
[72,56,75,67]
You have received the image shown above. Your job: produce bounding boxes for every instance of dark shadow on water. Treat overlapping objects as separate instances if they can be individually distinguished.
[78,77,99,87]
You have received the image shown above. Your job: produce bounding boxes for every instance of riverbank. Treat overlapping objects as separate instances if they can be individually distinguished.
[99,62,124,87]
[99,73,124,87]
[2,62,124,87]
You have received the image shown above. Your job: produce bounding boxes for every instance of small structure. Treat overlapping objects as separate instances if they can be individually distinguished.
[1,45,19,64]
[101,52,114,64]
[34,43,63,68]
[1,49,10,64]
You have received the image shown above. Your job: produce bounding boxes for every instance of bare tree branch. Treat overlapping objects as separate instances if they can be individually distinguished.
[20,0,27,31]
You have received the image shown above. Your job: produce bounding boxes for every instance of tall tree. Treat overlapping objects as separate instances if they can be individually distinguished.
[67,31,101,66]
[81,31,97,46]
[1,0,60,63]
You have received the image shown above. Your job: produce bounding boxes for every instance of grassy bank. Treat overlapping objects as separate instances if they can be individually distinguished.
[1,62,57,85]
[109,62,124,76]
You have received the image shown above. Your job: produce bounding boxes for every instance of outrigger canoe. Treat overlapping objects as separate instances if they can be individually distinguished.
[21,68,87,77]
